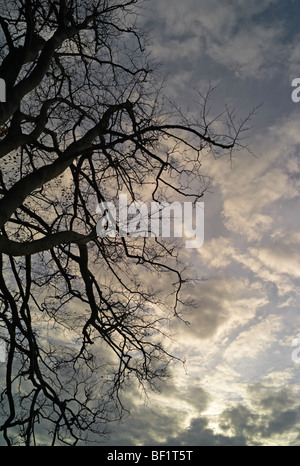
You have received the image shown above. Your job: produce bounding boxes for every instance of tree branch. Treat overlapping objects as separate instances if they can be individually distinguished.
[0,228,97,256]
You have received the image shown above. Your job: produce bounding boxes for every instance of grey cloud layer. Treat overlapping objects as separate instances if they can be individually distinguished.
[146,0,293,79]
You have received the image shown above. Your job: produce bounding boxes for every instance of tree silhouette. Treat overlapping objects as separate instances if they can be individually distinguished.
[0,0,251,445]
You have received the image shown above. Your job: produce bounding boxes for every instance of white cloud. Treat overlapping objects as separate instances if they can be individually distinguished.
[201,117,300,242]
[223,315,283,364]
[256,246,300,278]
[198,236,237,268]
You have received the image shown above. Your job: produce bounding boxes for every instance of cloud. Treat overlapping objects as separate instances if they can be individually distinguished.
[254,241,300,279]
[164,383,300,446]
[206,24,285,79]
[147,0,286,79]
[101,376,212,446]
[200,116,300,244]
[246,384,300,441]
[222,315,284,365]
[115,382,300,446]
[176,276,267,342]
[162,416,248,446]
[219,404,259,439]
[197,236,237,268]
[178,384,211,414]
[218,397,300,444]
[110,1,300,449]
[197,233,299,304]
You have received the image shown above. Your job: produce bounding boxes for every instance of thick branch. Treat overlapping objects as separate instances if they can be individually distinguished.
[0,29,69,125]
[0,228,96,257]
[0,102,131,228]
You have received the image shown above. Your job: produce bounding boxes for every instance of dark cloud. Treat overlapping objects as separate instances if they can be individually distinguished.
[101,383,300,446]
[264,409,298,437]
[102,379,212,445]
[157,385,300,446]
[161,416,248,446]
[246,384,300,441]
[219,404,259,439]
[218,385,300,444]
[182,385,211,413]
[247,384,297,412]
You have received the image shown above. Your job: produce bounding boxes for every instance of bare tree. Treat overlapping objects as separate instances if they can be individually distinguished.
[0,0,251,446]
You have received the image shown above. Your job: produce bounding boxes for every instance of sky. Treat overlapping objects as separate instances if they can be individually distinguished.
[100,0,300,447]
